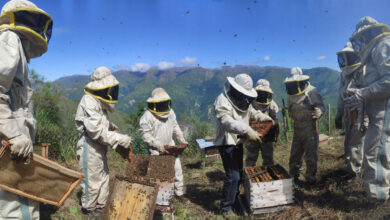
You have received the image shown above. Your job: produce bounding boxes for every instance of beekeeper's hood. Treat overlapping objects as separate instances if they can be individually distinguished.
[254,79,273,105]
[85,66,119,106]
[284,67,310,96]
[350,16,390,63]
[337,42,361,77]
[147,88,172,117]
[0,0,53,58]
[224,73,257,112]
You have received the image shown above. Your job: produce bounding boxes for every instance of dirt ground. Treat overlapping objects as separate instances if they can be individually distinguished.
[41,134,390,219]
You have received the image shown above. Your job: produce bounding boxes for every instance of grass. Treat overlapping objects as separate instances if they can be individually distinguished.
[40,130,390,220]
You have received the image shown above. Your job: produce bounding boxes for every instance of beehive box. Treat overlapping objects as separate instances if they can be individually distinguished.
[0,140,83,207]
[104,176,158,220]
[125,155,175,207]
[196,138,219,157]
[244,164,294,214]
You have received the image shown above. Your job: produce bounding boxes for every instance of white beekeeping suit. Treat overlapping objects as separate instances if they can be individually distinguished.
[139,88,188,197]
[0,0,53,219]
[214,73,273,213]
[347,16,390,201]
[75,66,132,215]
[335,42,367,176]
[285,67,325,183]
[246,79,279,166]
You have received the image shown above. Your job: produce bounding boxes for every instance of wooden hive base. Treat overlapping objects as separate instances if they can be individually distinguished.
[252,203,295,215]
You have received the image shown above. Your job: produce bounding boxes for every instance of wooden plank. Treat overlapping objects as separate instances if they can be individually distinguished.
[0,140,84,207]
[251,197,294,209]
[249,182,293,196]
[155,181,174,206]
[252,204,295,215]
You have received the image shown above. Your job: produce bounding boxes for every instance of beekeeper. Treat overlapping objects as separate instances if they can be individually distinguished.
[214,73,273,213]
[335,42,367,178]
[0,0,53,219]
[245,79,279,167]
[75,66,133,216]
[347,16,390,201]
[285,67,325,184]
[139,88,188,201]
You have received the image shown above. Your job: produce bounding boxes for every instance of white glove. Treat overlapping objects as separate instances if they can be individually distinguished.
[344,89,364,109]
[118,135,132,149]
[9,134,33,162]
[247,128,262,143]
[312,107,322,119]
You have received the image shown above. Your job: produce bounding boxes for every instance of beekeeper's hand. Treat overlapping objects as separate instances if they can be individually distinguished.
[312,107,322,119]
[9,134,33,163]
[118,135,132,149]
[247,128,262,143]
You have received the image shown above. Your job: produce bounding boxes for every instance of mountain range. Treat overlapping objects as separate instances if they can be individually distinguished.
[54,65,340,121]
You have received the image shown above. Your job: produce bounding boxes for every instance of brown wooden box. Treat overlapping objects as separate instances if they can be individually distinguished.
[0,140,84,207]
[103,176,158,220]
[125,155,176,207]
[244,164,294,214]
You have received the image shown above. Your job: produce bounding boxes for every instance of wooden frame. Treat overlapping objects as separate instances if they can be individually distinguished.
[0,140,84,207]
[104,176,159,220]
[33,143,50,158]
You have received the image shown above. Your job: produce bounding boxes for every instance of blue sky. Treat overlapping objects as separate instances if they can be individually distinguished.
[16,0,390,80]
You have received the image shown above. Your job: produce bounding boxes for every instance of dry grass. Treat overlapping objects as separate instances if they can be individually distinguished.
[42,134,390,219]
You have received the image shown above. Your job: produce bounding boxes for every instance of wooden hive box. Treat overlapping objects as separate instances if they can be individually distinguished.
[0,140,83,207]
[125,155,175,208]
[104,176,158,220]
[196,138,219,157]
[244,164,294,214]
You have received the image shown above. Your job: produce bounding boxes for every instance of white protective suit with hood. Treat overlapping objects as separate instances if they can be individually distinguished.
[75,67,132,211]
[336,42,367,175]
[0,0,53,219]
[139,88,187,196]
[286,67,325,183]
[245,79,279,166]
[214,74,273,147]
[347,16,390,200]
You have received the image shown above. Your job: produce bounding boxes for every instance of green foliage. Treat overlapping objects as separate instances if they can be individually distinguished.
[127,103,148,155]
[180,115,214,157]
[31,70,77,164]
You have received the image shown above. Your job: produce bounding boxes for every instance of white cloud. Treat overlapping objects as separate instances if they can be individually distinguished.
[317,56,327,61]
[53,27,70,35]
[157,61,176,70]
[112,65,131,71]
[130,63,151,72]
[178,56,198,66]
[263,56,271,61]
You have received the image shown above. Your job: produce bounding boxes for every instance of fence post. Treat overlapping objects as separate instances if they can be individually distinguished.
[328,104,331,135]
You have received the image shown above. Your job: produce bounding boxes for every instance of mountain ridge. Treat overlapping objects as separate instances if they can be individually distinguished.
[54,65,340,121]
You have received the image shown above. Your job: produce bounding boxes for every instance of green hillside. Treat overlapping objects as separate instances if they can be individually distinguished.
[55,66,340,121]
